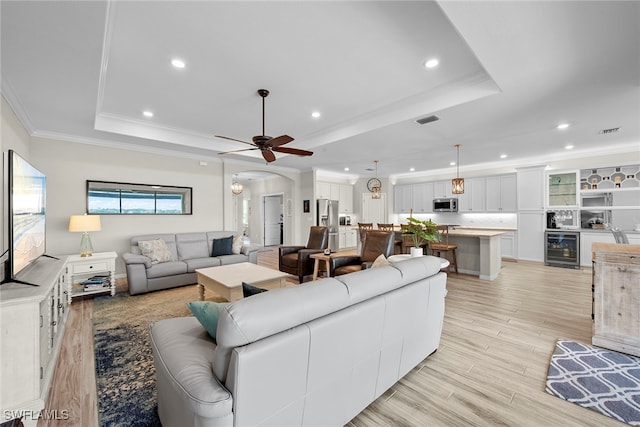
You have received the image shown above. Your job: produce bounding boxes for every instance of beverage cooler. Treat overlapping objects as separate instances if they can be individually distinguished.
[544,231,580,269]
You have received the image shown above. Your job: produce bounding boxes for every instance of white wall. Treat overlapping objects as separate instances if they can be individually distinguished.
[30,137,225,275]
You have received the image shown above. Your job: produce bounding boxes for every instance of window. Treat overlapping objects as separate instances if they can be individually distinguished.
[87,181,192,215]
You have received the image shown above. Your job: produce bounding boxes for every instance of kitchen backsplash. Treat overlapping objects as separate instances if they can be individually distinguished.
[397,212,517,229]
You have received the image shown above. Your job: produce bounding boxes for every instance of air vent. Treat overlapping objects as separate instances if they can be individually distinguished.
[599,127,620,135]
[415,115,440,125]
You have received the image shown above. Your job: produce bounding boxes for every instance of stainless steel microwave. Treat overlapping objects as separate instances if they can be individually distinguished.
[433,198,458,212]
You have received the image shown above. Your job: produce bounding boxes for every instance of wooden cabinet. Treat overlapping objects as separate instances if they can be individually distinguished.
[1,256,68,425]
[338,227,357,249]
[393,184,413,213]
[592,243,640,357]
[517,167,545,211]
[412,182,434,213]
[338,184,353,213]
[500,231,517,259]
[316,181,331,199]
[486,174,517,212]
[517,211,545,262]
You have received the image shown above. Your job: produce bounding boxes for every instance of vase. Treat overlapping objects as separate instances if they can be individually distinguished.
[410,247,423,257]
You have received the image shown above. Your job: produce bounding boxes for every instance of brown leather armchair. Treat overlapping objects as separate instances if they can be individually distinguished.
[279,226,329,283]
[330,230,395,276]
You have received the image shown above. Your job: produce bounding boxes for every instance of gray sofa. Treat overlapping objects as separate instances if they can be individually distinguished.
[149,256,447,427]
[122,231,262,295]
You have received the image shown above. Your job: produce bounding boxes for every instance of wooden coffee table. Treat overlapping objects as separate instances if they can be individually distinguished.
[196,262,289,301]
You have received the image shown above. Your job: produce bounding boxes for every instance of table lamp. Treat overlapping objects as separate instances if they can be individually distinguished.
[68,214,102,257]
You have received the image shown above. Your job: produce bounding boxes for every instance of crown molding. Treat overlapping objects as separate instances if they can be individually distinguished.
[1,80,36,135]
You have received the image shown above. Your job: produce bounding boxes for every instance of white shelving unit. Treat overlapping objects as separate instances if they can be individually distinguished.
[65,251,117,304]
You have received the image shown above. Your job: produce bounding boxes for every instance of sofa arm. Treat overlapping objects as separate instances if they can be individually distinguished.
[241,244,263,264]
[278,245,305,257]
[122,252,151,268]
[330,255,362,271]
[297,248,323,263]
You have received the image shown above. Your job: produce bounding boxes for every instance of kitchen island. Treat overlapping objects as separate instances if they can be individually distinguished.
[446,228,506,280]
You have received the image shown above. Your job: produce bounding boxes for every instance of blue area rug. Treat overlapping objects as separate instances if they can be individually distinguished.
[93,286,206,426]
[546,339,640,426]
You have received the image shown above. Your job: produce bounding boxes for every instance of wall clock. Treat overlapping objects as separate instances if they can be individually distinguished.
[367,178,381,192]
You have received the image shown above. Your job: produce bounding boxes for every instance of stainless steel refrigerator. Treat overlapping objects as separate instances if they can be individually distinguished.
[317,199,339,252]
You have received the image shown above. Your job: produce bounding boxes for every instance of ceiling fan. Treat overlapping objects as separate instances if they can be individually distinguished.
[216,89,313,163]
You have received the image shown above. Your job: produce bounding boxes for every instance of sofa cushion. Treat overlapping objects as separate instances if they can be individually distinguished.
[232,235,243,255]
[184,257,222,272]
[212,236,233,256]
[146,261,188,279]
[242,282,267,297]
[139,239,174,264]
[176,233,209,260]
[187,301,229,340]
[217,254,249,266]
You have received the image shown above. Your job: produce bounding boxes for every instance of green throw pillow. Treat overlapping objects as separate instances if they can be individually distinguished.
[186,301,228,340]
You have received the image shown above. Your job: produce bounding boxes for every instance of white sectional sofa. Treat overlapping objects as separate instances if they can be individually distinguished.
[149,255,447,426]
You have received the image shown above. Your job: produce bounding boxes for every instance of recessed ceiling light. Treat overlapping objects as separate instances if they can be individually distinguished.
[449,161,456,166]
[500,154,508,159]
[143,111,154,118]
[565,144,574,150]
[344,167,349,171]
[424,58,439,69]
[311,111,321,119]
[171,59,185,69]
[409,167,415,172]
[557,123,570,130]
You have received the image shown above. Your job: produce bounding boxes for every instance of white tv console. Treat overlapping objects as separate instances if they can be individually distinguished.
[0,256,68,427]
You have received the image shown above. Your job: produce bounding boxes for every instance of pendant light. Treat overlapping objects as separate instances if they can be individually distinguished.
[371,160,381,199]
[231,174,243,195]
[451,144,464,194]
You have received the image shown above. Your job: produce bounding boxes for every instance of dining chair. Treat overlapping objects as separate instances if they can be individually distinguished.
[429,225,458,273]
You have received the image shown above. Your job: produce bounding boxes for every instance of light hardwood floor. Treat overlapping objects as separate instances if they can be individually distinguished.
[40,251,622,427]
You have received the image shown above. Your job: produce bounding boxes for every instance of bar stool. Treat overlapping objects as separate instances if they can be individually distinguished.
[357,223,374,252]
[429,225,458,274]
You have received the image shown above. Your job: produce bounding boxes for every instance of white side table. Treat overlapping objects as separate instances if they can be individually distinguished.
[65,251,117,304]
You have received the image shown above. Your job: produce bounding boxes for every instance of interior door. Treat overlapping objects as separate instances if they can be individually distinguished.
[361,192,387,225]
[263,194,283,246]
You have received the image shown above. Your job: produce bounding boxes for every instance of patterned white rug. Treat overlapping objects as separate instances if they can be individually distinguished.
[546,339,640,426]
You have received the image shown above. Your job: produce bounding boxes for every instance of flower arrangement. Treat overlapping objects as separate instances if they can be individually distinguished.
[402,216,441,248]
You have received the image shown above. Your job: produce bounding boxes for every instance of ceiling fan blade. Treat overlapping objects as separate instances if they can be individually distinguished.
[218,148,259,155]
[214,135,256,147]
[273,146,314,156]
[262,149,276,163]
[267,135,294,148]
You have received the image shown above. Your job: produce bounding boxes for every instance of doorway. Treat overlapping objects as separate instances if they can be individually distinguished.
[263,194,284,246]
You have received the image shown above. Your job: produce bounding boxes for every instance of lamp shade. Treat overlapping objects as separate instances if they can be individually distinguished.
[69,214,102,232]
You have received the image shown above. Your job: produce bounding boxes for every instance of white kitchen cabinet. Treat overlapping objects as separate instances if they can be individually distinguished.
[316,181,331,199]
[329,183,340,201]
[1,256,68,427]
[459,177,485,212]
[338,227,357,249]
[548,170,579,208]
[393,184,413,213]
[517,167,545,211]
[500,231,517,259]
[338,184,353,213]
[580,231,615,266]
[433,181,453,199]
[412,182,434,213]
[486,174,517,212]
[517,212,545,261]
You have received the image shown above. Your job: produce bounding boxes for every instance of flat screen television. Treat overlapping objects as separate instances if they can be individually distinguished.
[2,150,47,285]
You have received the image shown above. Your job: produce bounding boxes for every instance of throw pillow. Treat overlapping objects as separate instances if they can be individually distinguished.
[371,254,390,268]
[232,235,243,255]
[186,301,229,340]
[212,236,233,257]
[138,239,173,264]
[242,282,267,297]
